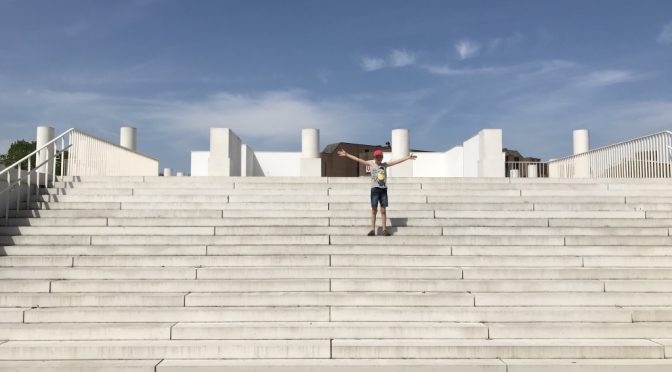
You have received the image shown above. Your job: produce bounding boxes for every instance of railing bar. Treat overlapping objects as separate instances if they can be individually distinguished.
[654,136,659,178]
[60,137,65,180]
[27,158,31,209]
[4,172,9,221]
[642,138,647,179]
[16,167,21,212]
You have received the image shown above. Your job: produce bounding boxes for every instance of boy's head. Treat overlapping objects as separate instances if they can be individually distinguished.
[373,149,383,164]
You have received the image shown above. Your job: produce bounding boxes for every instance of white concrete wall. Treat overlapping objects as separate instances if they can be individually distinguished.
[445,146,464,177]
[68,130,159,176]
[255,152,302,177]
[193,150,302,177]
[208,128,242,177]
[190,152,209,177]
[462,135,480,177]
[190,127,504,178]
[478,129,505,177]
[412,152,447,177]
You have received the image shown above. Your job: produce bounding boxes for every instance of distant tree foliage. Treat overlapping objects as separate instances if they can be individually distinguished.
[1,140,37,170]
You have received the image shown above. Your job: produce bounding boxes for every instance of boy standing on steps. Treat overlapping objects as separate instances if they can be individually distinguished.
[337,148,417,236]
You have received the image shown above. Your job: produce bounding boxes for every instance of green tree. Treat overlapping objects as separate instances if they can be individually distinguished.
[2,140,37,170]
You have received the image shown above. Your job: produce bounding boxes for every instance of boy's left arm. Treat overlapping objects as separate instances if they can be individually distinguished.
[386,153,418,167]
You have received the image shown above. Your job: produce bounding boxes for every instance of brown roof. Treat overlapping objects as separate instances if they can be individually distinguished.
[322,142,429,154]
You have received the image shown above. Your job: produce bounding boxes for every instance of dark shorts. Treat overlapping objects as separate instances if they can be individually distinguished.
[370,187,389,208]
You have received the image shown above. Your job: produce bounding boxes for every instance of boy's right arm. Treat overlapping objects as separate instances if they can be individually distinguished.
[337,149,369,165]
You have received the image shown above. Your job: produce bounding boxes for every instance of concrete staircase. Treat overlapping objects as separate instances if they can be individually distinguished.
[1,176,672,371]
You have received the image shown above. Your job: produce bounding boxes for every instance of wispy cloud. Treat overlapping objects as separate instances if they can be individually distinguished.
[388,49,416,67]
[146,91,384,147]
[422,59,575,78]
[487,32,523,51]
[360,49,416,71]
[455,40,480,60]
[316,69,331,85]
[361,57,386,71]
[658,21,672,45]
[422,64,505,76]
[0,87,404,170]
[574,70,644,87]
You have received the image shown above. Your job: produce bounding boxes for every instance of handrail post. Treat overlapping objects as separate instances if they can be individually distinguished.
[16,167,21,212]
[5,172,10,221]
[27,158,31,209]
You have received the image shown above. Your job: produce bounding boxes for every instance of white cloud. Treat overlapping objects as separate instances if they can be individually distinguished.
[658,21,672,45]
[361,57,386,71]
[487,32,523,51]
[422,59,573,77]
[422,64,504,76]
[455,40,480,60]
[388,49,415,67]
[144,91,382,146]
[361,49,416,71]
[575,70,643,87]
[0,87,401,170]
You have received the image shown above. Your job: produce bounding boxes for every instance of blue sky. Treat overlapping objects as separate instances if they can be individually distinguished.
[1,0,671,172]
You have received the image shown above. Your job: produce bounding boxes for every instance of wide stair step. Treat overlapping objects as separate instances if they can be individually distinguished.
[2,176,672,368]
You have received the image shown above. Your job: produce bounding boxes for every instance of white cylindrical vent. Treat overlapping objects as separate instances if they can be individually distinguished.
[36,126,55,172]
[120,127,137,151]
[301,128,320,158]
[176,172,184,177]
[391,128,410,158]
[163,168,173,177]
[573,129,590,155]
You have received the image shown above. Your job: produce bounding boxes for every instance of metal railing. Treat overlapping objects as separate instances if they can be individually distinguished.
[506,161,549,178]
[1,129,73,219]
[67,130,158,177]
[548,131,672,178]
[1,129,159,219]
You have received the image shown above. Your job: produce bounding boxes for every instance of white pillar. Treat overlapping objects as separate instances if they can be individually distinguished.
[573,129,590,178]
[300,128,321,177]
[208,128,242,177]
[120,127,137,151]
[477,129,505,177]
[391,129,410,158]
[36,126,55,173]
[391,128,412,177]
[573,129,590,155]
[163,168,172,177]
[301,129,320,158]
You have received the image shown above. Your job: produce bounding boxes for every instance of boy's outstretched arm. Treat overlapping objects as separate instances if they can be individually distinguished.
[337,149,369,165]
[386,153,418,166]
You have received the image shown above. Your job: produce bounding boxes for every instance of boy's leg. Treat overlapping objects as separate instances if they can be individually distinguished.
[370,208,378,235]
[380,189,390,235]
[380,207,387,232]
[369,188,380,235]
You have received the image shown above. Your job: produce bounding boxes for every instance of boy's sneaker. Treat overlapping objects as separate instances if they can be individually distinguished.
[381,230,391,236]
[367,230,375,236]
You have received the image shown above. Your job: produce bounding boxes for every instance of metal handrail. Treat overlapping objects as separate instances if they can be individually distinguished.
[550,131,672,162]
[1,128,73,220]
[548,131,672,178]
[0,144,72,195]
[69,129,159,162]
[0,128,74,178]
[1,127,160,219]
